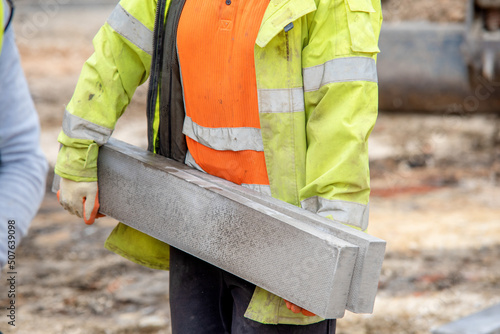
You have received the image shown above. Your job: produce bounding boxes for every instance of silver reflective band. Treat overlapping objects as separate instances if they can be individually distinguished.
[184,150,206,173]
[186,151,271,195]
[301,197,369,230]
[183,116,264,152]
[303,57,378,92]
[107,4,153,56]
[241,184,272,196]
[258,88,304,113]
[62,110,113,146]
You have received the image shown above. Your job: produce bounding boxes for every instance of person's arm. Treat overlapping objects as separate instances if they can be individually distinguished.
[299,0,383,231]
[54,0,157,221]
[55,0,157,182]
[285,0,382,316]
[0,26,48,267]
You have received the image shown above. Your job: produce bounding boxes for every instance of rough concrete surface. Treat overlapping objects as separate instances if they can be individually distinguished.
[1,1,500,334]
[95,140,363,318]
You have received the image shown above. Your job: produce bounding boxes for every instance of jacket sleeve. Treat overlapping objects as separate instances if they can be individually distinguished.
[299,0,383,230]
[55,0,157,181]
[0,0,4,53]
[0,27,48,267]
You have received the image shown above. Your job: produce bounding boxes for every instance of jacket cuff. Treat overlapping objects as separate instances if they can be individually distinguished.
[301,196,369,231]
[55,131,99,182]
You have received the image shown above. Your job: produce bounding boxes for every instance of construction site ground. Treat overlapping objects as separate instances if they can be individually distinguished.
[1,1,500,333]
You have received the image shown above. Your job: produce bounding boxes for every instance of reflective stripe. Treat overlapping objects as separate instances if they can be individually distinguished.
[186,151,271,193]
[62,110,113,146]
[303,57,378,92]
[107,4,153,56]
[182,116,264,152]
[241,184,272,196]
[185,150,206,173]
[257,88,304,113]
[301,197,369,230]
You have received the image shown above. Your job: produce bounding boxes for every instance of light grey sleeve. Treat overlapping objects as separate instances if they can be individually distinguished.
[0,26,48,268]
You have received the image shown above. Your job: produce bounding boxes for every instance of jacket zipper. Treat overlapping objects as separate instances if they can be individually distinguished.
[146,0,167,152]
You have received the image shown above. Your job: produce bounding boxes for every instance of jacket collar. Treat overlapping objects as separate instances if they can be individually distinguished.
[256,0,317,48]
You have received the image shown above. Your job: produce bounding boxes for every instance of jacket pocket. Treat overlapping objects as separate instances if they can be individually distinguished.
[344,0,380,53]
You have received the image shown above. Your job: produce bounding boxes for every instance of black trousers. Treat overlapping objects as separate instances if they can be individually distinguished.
[169,246,337,334]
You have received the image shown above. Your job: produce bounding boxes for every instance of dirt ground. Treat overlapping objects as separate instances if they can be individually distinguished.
[381,0,468,23]
[1,2,500,334]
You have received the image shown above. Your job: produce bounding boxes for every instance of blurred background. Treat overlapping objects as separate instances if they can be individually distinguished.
[1,0,499,333]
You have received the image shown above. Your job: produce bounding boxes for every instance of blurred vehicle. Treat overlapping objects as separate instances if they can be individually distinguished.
[378,0,500,113]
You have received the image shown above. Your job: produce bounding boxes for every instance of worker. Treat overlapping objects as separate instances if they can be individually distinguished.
[56,0,382,332]
[0,0,48,268]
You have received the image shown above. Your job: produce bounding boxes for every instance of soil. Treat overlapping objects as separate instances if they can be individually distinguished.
[381,0,468,23]
[1,2,500,334]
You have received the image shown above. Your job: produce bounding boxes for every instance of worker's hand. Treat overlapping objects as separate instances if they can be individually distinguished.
[284,299,316,316]
[57,178,104,225]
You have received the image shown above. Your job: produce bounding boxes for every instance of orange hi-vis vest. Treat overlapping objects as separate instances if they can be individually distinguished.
[177,0,270,187]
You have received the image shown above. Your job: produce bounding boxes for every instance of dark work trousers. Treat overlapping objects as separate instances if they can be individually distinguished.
[169,246,337,334]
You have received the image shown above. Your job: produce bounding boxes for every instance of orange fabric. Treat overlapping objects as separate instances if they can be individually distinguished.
[186,137,269,185]
[177,0,269,186]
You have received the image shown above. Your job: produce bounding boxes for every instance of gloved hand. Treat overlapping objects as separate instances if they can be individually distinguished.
[284,299,316,316]
[57,178,104,225]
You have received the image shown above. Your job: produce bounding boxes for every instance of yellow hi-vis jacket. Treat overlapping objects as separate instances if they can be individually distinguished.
[55,0,382,325]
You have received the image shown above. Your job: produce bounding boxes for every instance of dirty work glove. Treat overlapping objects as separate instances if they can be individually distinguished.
[284,299,316,316]
[57,178,103,225]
